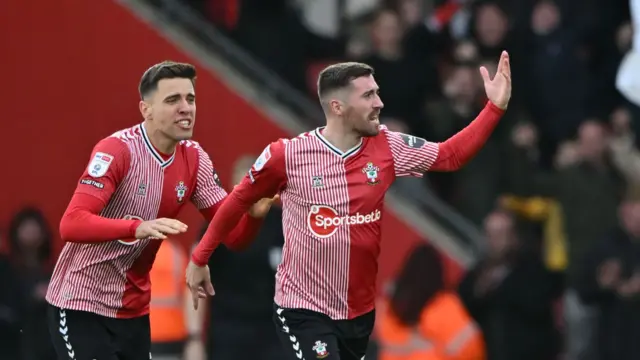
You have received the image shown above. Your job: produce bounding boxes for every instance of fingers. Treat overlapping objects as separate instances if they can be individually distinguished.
[479,66,491,83]
[156,218,188,232]
[148,229,167,240]
[496,50,508,75]
[205,280,215,296]
[191,285,200,310]
[153,224,183,235]
[198,287,208,298]
[502,51,511,77]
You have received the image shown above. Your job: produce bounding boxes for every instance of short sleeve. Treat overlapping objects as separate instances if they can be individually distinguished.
[243,139,287,196]
[191,145,228,210]
[75,137,130,205]
[383,127,440,177]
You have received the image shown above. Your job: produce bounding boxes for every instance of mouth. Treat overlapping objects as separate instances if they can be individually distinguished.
[175,119,193,130]
[368,112,380,124]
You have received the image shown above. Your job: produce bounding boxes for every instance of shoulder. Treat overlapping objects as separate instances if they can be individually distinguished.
[178,139,205,157]
[378,125,427,148]
[421,292,469,322]
[91,128,136,162]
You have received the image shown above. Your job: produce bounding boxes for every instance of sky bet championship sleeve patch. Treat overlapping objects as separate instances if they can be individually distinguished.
[252,145,272,172]
[80,178,105,189]
[88,152,114,178]
[399,133,427,149]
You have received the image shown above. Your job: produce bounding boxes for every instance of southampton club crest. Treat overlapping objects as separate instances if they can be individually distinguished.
[362,162,380,185]
[312,340,329,359]
[175,181,188,203]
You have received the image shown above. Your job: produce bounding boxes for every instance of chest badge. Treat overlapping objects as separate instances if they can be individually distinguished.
[362,162,380,185]
[175,181,188,203]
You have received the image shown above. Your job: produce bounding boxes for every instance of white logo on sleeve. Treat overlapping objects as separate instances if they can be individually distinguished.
[252,146,272,172]
[88,152,114,178]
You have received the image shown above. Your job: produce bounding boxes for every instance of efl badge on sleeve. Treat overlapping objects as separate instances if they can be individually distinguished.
[252,145,272,172]
[88,152,114,178]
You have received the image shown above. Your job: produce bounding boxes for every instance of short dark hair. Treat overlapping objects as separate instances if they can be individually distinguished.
[317,62,374,100]
[138,61,197,99]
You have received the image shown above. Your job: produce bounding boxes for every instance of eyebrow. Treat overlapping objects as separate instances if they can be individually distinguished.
[362,88,379,96]
[163,93,195,101]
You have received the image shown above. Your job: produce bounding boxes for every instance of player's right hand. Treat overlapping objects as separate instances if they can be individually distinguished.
[135,218,188,239]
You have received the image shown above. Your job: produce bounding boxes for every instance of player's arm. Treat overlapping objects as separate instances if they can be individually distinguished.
[59,138,141,243]
[191,146,265,250]
[385,101,504,176]
[191,141,287,266]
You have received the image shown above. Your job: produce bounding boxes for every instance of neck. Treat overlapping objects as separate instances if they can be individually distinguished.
[322,119,361,153]
[143,121,177,154]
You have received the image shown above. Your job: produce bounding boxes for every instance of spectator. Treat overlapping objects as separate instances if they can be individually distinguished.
[360,9,438,137]
[576,194,640,359]
[8,207,55,360]
[376,244,485,360]
[458,209,563,360]
[0,231,22,360]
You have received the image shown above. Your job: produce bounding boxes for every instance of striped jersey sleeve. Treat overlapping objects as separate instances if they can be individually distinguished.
[382,126,440,177]
[191,143,228,209]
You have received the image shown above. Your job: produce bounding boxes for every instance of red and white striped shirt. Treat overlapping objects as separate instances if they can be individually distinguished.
[46,123,227,318]
[192,101,504,320]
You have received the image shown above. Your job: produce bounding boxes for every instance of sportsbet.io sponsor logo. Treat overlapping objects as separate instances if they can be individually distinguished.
[307,205,382,238]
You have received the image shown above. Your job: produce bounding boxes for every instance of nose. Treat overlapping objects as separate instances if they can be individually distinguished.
[177,99,192,114]
[374,95,384,109]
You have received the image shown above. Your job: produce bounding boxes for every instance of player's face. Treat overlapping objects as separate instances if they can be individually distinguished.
[345,75,383,137]
[146,78,196,141]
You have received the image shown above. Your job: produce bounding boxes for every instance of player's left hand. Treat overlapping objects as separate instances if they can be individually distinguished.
[248,194,281,218]
[185,261,215,310]
[480,50,511,110]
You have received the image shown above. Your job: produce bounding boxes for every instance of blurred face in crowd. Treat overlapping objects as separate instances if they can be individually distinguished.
[444,66,479,104]
[554,141,580,169]
[17,219,46,250]
[343,75,384,137]
[531,1,560,35]
[577,121,608,162]
[620,200,640,237]
[484,211,516,257]
[475,4,508,47]
[140,78,196,143]
[397,0,424,27]
[453,41,479,63]
[372,11,403,51]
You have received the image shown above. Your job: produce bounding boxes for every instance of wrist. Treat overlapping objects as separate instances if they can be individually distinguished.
[129,220,143,237]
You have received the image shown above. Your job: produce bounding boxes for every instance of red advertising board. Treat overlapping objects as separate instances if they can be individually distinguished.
[0,0,462,287]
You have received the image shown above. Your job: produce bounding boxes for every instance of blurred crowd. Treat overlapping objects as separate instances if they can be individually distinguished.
[6,0,640,358]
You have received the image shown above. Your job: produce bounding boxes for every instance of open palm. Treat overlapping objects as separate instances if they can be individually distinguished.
[480,51,512,110]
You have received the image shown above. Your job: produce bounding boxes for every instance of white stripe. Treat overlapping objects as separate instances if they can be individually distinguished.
[58,309,77,360]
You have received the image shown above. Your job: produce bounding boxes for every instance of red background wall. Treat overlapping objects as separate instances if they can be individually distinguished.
[0,0,462,288]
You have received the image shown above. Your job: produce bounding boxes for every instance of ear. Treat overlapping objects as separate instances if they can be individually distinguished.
[139,100,151,121]
[329,99,343,116]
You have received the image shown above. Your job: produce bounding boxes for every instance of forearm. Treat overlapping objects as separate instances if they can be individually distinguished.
[60,193,140,243]
[192,191,255,266]
[430,101,504,171]
[225,214,264,251]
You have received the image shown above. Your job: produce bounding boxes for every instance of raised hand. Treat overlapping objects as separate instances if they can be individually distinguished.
[480,51,512,110]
